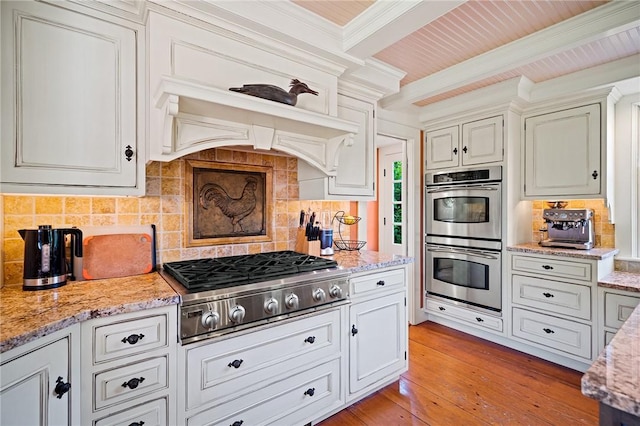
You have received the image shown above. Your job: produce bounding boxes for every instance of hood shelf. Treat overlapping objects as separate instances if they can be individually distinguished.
[150,77,359,175]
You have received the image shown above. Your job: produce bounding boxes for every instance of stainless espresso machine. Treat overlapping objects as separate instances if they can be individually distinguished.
[540,208,595,250]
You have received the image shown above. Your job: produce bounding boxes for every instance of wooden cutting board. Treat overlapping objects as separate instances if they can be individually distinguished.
[82,233,154,280]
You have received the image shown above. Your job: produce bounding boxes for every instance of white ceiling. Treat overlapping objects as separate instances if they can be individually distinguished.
[292,0,640,109]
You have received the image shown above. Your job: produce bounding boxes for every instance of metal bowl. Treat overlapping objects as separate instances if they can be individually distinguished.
[546,201,568,209]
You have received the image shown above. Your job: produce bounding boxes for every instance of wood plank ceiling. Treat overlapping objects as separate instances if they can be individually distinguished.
[292,0,640,107]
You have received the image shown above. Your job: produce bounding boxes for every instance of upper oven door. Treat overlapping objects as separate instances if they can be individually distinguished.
[426,183,501,240]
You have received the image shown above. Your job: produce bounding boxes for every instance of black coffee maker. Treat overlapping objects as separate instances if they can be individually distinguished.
[18,225,83,290]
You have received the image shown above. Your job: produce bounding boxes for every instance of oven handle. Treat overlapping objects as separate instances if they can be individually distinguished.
[426,184,499,193]
[426,247,500,260]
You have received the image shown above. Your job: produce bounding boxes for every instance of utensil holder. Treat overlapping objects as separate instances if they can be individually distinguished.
[295,228,320,256]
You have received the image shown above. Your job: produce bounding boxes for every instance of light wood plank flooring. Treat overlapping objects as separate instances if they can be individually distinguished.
[319,321,598,425]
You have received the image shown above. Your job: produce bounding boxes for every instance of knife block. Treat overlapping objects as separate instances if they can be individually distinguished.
[295,228,320,256]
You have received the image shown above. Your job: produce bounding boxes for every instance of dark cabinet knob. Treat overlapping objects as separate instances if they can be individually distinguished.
[228,359,243,369]
[542,292,554,298]
[129,422,145,426]
[121,333,145,345]
[438,306,446,311]
[462,146,468,153]
[125,145,134,162]
[230,421,243,426]
[304,336,316,344]
[453,147,458,155]
[543,328,555,334]
[54,376,71,399]
[475,317,484,322]
[376,280,385,286]
[121,377,145,389]
[351,325,358,336]
[304,388,315,397]
[541,265,553,270]
[592,170,598,179]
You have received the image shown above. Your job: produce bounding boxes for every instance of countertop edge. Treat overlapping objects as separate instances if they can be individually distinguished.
[507,243,619,260]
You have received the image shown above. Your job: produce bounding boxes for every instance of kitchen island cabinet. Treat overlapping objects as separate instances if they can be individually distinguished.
[0,0,145,196]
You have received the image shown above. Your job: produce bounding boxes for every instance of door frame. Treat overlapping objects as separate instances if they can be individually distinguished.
[377,140,407,257]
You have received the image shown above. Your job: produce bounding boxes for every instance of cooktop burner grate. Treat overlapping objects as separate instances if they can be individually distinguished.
[163,250,338,290]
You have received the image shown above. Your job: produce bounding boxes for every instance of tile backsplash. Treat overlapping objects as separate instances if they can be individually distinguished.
[1,149,352,286]
[530,199,615,247]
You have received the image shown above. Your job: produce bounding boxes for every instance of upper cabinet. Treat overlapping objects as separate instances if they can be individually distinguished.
[425,115,503,170]
[0,1,146,195]
[522,89,619,213]
[298,93,376,200]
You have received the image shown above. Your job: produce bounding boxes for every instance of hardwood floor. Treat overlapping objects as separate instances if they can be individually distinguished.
[319,321,598,425]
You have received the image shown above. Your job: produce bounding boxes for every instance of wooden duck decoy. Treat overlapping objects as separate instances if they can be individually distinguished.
[229,79,318,106]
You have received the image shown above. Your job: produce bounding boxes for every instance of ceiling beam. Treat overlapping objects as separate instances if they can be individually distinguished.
[343,0,465,58]
[380,1,640,110]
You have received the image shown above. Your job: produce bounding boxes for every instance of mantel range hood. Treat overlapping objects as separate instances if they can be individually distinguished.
[149,77,359,176]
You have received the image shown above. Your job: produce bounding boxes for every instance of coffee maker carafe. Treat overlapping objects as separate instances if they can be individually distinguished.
[18,225,83,290]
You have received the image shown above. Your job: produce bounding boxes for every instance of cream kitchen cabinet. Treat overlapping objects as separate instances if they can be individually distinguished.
[597,287,640,351]
[0,0,145,196]
[348,267,408,401]
[424,115,503,170]
[81,306,177,425]
[178,308,344,426]
[0,325,80,426]
[298,93,376,200]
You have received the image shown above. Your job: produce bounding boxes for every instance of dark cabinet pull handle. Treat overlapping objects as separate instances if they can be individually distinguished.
[438,306,446,311]
[462,146,468,153]
[230,421,243,426]
[121,333,145,345]
[304,388,315,397]
[129,422,145,426]
[54,376,71,399]
[122,377,145,389]
[376,280,385,286]
[351,325,358,336]
[541,265,553,270]
[453,147,458,155]
[228,359,243,369]
[543,328,555,334]
[304,336,316,344]
[475,317,484,322]
[542,292,554,298]
[592,170,598,179]
[125,145,134,162]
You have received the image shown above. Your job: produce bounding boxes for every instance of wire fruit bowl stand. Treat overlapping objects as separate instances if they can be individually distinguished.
[332,211,366,251]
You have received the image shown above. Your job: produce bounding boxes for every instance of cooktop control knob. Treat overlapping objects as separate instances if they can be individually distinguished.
[285,293,299,310]
[229,305,246,323]
[329,285,343,299]
[201,311,220,329]
[312,288,326,302]
[264,298,279,315]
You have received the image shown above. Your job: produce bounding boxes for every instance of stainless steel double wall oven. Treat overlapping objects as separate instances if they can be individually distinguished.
[425,166,502,313]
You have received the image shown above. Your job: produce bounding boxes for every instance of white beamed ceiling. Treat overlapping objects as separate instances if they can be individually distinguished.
[292,0,640,109]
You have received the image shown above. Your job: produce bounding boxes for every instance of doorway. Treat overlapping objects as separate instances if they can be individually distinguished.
[377,136,407,257]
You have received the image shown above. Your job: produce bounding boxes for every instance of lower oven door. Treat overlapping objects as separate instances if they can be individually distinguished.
[425,244,501,312]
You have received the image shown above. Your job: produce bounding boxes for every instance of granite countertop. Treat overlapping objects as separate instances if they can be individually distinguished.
[582,304,640,416]
[598,271,640,293]
[0,250,412,354]
[0,273,179,354]
[507,242,619,260]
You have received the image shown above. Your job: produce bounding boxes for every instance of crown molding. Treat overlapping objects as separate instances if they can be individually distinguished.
[382,1,640,110]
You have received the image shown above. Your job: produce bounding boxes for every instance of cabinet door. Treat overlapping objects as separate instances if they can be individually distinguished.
[461,115,503,166]
[1,337,70,426]
[425,126,459,170]
[524,104,601,197]
[349,291,406,394]
[0,1,140,192]
[329,94,375,197]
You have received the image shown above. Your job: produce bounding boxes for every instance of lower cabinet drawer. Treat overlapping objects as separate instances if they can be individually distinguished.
[604,330,616,346]
[94,356,168,410]
[94,398,167,426]
[186,358,342,426]
[604,292,640,329]
[511,274,591,320]
[426,299,503,332]
[185,309,341,411]
[511,255,592,282]
[351,268,404,295]
[512,308,592,359]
